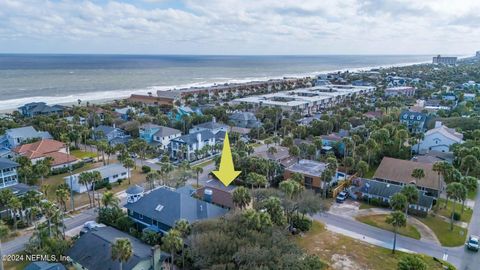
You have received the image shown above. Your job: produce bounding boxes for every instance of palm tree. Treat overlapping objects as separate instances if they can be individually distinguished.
[146,171,160,190]
[78,172,93,207]
[385,211,407,254]
[390,193,408,212]
[8,197,22,232]
[90,171,102,208]
[461,155,478,176]
[395,129,409,151]
[0,221,9,270]
[401,185,419,215]
[55,187,70,212]
[446,182,467,231]
[433,161,446,194]
[411,168,425,184]
[162,229,183,269]
[193,166,204,187]
[174,219,190,268]
[111,238,133,270]
[102,191,120,208]
[122,158,135,185]
[365,138,377,167]
[35,163,50,185]
[232,186,251,209]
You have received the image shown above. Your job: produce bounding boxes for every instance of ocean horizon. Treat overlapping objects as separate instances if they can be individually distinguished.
[0,54,434,111]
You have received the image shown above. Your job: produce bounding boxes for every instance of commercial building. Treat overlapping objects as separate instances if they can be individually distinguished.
[432,55,457,65]
[231,84,375,114]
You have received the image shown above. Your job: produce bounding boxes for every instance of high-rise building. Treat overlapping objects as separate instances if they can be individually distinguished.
[432,55,457,65]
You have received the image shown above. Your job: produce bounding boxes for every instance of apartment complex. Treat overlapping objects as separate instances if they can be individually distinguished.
[432,55,457,65]
[231,84,375,114]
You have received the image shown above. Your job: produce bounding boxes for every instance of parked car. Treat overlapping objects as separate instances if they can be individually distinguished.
[466,235,479,251]
[336,191,348,203]
[80,221,106,235]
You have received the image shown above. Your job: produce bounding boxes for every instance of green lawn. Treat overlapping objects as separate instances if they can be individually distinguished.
[359,202,378,210]
[71,149,98,159]
[194,158,215,168]
[418,214,467,247]
[355,214,421,240]
[295,221,455,270]
[467,189,477,200]
[435,198,473,223]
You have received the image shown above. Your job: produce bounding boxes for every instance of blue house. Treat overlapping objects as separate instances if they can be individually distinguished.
[18,102,64,118]
[400,110,428,133]
[320,129,349,155]
[168,106,202,122]
[93,125,131,145]
[139,123,161,143]
[124,186,228,233]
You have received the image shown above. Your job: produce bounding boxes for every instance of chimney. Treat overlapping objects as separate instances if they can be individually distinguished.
[197,132,202,144]
[434,121,442,128]
[212,117,216,123]
[113,123,116,129]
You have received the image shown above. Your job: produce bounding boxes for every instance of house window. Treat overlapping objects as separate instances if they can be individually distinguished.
[138,214,144,220]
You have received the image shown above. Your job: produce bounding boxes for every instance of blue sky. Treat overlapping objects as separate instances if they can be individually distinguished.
[0,0,479,55]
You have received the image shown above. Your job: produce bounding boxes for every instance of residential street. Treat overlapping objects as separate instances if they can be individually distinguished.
[313,212,464,268]
[460,182,480,270]
[2,208,97,255]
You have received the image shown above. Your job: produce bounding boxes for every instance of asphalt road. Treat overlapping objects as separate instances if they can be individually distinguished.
[2,208,97,255]
[313,212,464,268]
[460,184,480,270]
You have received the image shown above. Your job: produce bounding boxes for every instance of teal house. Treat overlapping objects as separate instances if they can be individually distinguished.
[139,123,161,143]
[168,106,202,121]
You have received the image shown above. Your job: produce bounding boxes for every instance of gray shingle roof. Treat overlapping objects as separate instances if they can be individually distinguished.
[126,185,144,195]
[154,126,181,137]
[0,157,19,170]
[67,226,159,270]
[93,125,115,136]
[25,262,66,270]
[6,126,52,139]
[193,121,228,130]
[172,130,214,146]
[124,187,228,228]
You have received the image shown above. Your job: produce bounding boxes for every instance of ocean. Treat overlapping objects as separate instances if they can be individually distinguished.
[0,54,433,111]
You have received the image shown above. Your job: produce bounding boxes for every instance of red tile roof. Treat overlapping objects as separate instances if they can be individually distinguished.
[14,139,77,165]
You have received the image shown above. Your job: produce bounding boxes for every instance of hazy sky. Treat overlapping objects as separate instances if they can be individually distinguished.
[1,0,479,55]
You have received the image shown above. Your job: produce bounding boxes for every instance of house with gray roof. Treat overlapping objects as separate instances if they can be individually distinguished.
[93,125,131,145]
[67,226,169,270]
[189,117,228,135]
[18,102,64,118]
[351,178,435,214]
[229,112,261,128]
[125,186,228,233]
[65,163,128,193]
[169,130,216,161]
[0,126,52,149]
[0,158,19,189]
[152,126,182,150]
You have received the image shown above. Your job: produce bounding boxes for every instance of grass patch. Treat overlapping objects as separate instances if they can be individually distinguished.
[71,149,98,159]
[249,143,262,148]
[194,158,215,168]
[419,214,467,247]
[355,214,421,240]
[435,198,473,223]
[295,221,453,270]
[359,202,377,210]
[467,189,477,200]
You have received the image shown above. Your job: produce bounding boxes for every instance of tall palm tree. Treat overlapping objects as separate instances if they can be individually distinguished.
[461,155,478,176]
[55,187,70,212]
[386,211,407,254]
[102,191,120,208]
[146,171,160,190]
[162,229,183,269]
[122,158,135,185]
[111,238,133,270]
[446,182,467,231]
[193,166,204,187]
[232,186,251,209]
[411,168,425,185]
[78,172,93,207]
[401,185,419,215]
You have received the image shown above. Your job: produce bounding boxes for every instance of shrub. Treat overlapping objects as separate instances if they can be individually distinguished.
[292,215,312,232]
[453,212,461,221]
[141,165,151,174]
[50,162,85,175]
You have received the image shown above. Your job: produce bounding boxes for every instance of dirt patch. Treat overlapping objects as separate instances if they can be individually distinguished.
[331,254,359,270]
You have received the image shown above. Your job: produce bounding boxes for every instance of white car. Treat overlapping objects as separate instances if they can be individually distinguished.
[466,235,479,251]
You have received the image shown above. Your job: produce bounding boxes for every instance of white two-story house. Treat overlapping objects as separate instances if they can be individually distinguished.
[153,126,182,150]
[169,130,216,161]
[413,122,463,154]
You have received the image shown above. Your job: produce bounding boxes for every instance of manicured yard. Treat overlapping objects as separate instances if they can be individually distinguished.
[295,221,454,270]
[355,214,421,240]
[42,161,147,210]
[434,198,473,223]
[70,149,98,159]
[359,202,377,210]
[418,214,467,247]
[467,189,477,200]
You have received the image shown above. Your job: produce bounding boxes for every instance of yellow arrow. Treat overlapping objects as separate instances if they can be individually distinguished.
[212,131,241,186]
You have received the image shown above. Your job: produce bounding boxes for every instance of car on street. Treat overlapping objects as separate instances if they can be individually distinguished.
[336,191,348,203]
[466,235,479,251]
